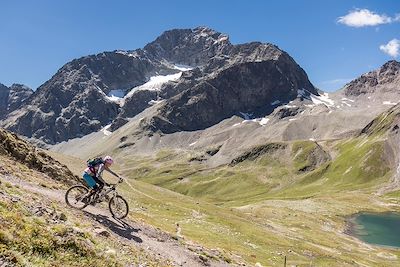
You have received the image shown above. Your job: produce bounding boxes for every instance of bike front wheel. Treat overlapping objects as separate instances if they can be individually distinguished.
[109,195,129,219]
[65,185,90,210]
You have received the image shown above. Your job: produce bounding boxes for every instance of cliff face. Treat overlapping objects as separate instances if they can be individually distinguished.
[144,47,315,133]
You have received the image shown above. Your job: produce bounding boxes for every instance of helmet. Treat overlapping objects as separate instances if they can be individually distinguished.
[104,155,114,164]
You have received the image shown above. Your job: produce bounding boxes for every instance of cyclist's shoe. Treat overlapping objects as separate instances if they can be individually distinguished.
[90,202,97,207]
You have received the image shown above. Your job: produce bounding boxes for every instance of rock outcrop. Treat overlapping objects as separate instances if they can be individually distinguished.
[0,128,79,184]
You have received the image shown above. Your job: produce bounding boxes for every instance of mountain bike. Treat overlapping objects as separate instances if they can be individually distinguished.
[65,180,129,219]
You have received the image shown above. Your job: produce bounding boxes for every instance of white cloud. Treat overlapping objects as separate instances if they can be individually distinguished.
[380,39,400,57]
[337,9,392,27]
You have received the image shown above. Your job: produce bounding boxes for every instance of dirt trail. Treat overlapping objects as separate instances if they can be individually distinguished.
[2,175,230,267]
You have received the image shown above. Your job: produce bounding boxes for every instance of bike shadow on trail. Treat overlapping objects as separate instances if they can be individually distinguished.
[83,211,143,243]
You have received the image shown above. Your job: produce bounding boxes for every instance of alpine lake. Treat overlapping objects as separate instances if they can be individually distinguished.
[347,212,400,248]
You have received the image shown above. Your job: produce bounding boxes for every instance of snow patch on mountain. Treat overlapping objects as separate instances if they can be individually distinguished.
[341,97,355,103]
[189,141,197,146]
[148,99,164,105]
[111,65,191,107]
[106,90,125,105]
[310,93,335,107]
[243,117,269,126]
[383,101,398,105]
[257,118,270,126]
[284,104,297,108]
[213,35,229,44]
[173,64,194,71]
[239,112,269,126]
[125,72,182,99]
[298,89,335,108]
[341,101,352,107]
[115,50,139,58]
[101,124,112,136]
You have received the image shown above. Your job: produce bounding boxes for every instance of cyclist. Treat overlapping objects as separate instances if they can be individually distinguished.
[83,156,123,202]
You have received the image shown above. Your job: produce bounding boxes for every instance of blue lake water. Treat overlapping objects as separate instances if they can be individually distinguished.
[349,212,400,248]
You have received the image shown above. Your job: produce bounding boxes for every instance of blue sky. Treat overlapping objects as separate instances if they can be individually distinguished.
[1,0,399,91]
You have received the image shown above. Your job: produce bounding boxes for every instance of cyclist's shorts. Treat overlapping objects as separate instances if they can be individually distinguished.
[83,172,96,188]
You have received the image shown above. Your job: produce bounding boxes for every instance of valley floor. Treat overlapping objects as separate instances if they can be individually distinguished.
[46,148,400,267]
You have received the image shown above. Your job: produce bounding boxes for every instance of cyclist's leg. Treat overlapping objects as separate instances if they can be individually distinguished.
[92,176,104,191]
[83,173,96,189]
[91,176,105,202]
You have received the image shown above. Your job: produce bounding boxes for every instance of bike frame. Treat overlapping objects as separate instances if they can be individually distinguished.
[93,184,119,203]
[102,185,118,198]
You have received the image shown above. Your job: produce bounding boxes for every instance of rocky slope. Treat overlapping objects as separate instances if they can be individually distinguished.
[0,128,78,184]
[343,60,400,96]
[1,52,150,144]
[0,83,33,119]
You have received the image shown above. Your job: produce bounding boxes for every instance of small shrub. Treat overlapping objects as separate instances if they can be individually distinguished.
[0,230,12,244]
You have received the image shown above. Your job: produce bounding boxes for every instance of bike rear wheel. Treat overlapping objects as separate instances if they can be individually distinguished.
[65,185,90,209]
[109,195,129,219]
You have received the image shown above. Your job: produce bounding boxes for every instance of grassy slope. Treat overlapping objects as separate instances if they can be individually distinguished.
[122,138,390,204]
[49,134,400,266]
[273,138,391,198]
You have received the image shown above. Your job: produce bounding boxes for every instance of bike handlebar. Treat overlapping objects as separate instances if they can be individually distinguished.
[106,178,124,187]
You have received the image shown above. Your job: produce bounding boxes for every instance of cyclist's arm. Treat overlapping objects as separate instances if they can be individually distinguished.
[96,164,107,183]
[104,165,120,178]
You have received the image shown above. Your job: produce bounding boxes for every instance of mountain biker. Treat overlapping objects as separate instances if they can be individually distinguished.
[82,156,123,199]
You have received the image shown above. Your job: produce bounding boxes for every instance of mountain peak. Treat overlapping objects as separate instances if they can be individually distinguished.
[380,60,400,73]
[10,83,32,92]
[192,26,228,39]
[343,60,400,96]
[143,26,231,65]
[382,59,400,67]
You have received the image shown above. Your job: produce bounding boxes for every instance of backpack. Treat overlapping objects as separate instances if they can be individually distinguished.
[87,157,104,168]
